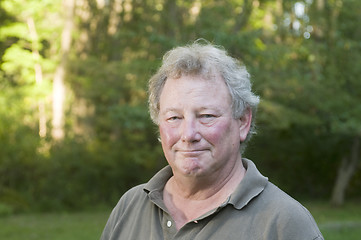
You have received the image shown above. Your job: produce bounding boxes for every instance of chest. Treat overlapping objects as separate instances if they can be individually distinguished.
[109,203,274,240]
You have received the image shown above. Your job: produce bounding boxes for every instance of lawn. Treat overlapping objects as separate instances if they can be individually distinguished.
[0,201,360,240]
[0,210,110,240]
[304,201,361,240]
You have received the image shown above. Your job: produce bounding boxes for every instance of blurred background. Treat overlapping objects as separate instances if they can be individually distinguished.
[0,0,360,238]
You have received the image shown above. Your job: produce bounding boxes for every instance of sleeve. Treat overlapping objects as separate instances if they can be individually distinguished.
[276,203,325,240]
[261,183,324,240]
[100,198,124,240]
[100,185,145,240]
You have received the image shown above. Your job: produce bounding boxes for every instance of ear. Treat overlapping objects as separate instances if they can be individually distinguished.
[239,108,252,142]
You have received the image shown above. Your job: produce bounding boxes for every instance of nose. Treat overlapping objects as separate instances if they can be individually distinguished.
[180,118,201,143]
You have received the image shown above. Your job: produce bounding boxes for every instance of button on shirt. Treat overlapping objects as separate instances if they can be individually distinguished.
[100,159,324,240]
[167,220,172,228]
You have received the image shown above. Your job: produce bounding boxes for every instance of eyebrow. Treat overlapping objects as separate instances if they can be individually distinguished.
[161,106,222,114]
[161,108,179,114]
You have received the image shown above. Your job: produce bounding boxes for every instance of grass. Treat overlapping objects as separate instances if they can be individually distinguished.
[304,201,361,240]
[0,201,360,240]
[0,210,110,240]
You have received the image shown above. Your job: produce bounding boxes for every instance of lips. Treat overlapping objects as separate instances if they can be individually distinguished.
[176,149,207,157]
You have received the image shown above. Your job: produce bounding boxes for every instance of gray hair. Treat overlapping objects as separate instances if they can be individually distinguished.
[148,42,260,152]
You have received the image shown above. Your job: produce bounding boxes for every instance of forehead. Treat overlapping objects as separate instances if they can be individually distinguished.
[159,74,232,111]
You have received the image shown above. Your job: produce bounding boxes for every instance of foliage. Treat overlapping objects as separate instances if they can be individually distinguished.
[0,0,360,212]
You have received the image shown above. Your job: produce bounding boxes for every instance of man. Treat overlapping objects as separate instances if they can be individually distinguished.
[101,42,324,239]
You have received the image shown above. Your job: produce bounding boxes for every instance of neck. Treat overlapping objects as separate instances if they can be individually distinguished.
[168,158,246,201]
[163,158,246,230]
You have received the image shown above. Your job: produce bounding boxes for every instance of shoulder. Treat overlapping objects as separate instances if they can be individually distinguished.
[111,184,147,216]
[262,182,310,216]
[257,182,324,239]
[239,159,323,239]
[101,184,147,237]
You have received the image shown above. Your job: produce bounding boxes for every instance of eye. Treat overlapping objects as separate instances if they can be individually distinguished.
[199,114,217,124]
[201,114,215,118]
[167,116,181,122]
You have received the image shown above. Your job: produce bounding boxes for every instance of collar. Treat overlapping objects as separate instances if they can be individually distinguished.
[228,159,268,209]
[143,165,173,211]
[143,159,268,211]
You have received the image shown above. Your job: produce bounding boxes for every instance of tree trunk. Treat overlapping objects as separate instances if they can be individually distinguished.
[52,0,75,140]
[108,0,123,35]
[233,0,254,33]
[27,17,47,138]
[164,0,179,38]
[331,136,360,206]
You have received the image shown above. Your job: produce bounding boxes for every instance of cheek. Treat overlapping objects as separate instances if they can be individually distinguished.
[159,124,179,147]
[205,121,239,145]
[204,121,235,144]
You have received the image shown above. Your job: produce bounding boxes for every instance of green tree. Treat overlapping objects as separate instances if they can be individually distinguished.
[0,0,360,212]
[248,0,361,204]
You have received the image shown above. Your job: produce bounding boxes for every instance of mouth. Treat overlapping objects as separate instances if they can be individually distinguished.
[177,149,207,157]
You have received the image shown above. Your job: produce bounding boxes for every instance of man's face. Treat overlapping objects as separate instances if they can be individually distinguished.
[158,74,251,178]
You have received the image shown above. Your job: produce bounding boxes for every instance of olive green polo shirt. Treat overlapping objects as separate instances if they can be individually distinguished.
[100,159,324,240]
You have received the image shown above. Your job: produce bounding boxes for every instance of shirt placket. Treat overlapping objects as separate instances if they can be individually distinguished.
[161,211,177,240]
